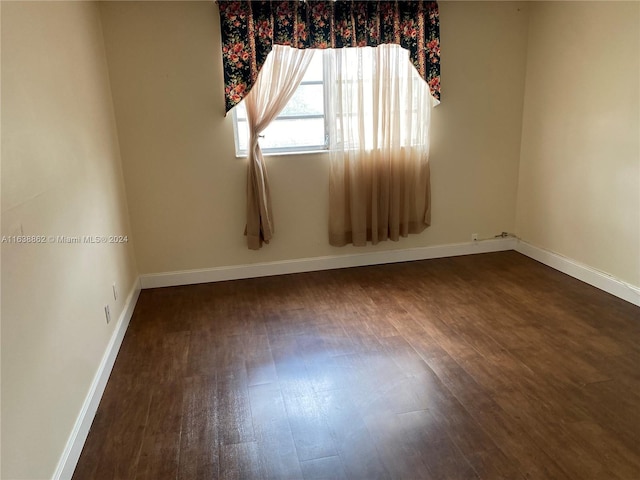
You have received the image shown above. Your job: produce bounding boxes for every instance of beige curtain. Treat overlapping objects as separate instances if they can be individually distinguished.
[326,45,437,247]
[244,45,314,250]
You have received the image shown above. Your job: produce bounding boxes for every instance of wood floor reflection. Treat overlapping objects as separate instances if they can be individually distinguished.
[73,251,640,480]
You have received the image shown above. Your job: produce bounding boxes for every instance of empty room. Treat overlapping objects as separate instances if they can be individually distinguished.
[2,1,639,479]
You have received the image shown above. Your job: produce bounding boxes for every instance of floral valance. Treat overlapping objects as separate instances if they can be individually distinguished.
[218,1,440,113]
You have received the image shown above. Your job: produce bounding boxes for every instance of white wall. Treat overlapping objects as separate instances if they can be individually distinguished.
[1,2,138,478]
[99,1,530,275]
[517,1,640,288]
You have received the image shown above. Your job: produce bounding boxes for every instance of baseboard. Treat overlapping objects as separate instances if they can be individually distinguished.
[53,279,142,480]
[140,238,517,289]
[515,240,640,307]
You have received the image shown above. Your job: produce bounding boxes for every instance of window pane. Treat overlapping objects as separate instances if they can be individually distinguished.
[237,119,248,152]
[233,49,327,155]
[236,117,325,153]
[261,117,325,150]
[235,101,247,121]
[279,84,324,117]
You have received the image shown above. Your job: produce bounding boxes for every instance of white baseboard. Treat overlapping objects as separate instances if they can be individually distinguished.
[516,240,640,307]
[53,279,142,480]
[141,238,639,307]
[140,238,517,289]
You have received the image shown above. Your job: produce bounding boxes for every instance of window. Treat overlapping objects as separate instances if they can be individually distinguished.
[232,47,425,157]
[233,50,328,156]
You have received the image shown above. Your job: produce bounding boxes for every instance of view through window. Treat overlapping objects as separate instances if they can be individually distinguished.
[233,50,327,155]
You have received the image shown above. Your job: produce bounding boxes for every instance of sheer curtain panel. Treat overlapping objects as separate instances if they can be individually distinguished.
[243,45,314,250]
[326,45,437,247]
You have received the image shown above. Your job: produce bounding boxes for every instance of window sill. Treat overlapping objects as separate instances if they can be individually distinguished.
[235,149,330,159]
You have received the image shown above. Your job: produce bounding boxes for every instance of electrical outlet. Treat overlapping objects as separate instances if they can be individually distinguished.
[105,305,111,324]
[112,283,118,301]
[471,233,479,242]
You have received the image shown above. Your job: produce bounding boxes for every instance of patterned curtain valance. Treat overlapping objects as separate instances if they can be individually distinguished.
[218,1,440,114]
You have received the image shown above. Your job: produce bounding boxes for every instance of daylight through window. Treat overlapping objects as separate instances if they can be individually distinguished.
[233,50,327,156]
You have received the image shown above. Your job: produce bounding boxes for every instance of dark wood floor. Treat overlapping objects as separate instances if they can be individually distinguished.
[73,251,640,480]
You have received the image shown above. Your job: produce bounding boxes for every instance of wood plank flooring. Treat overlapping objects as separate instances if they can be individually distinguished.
[73,251,640,480]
